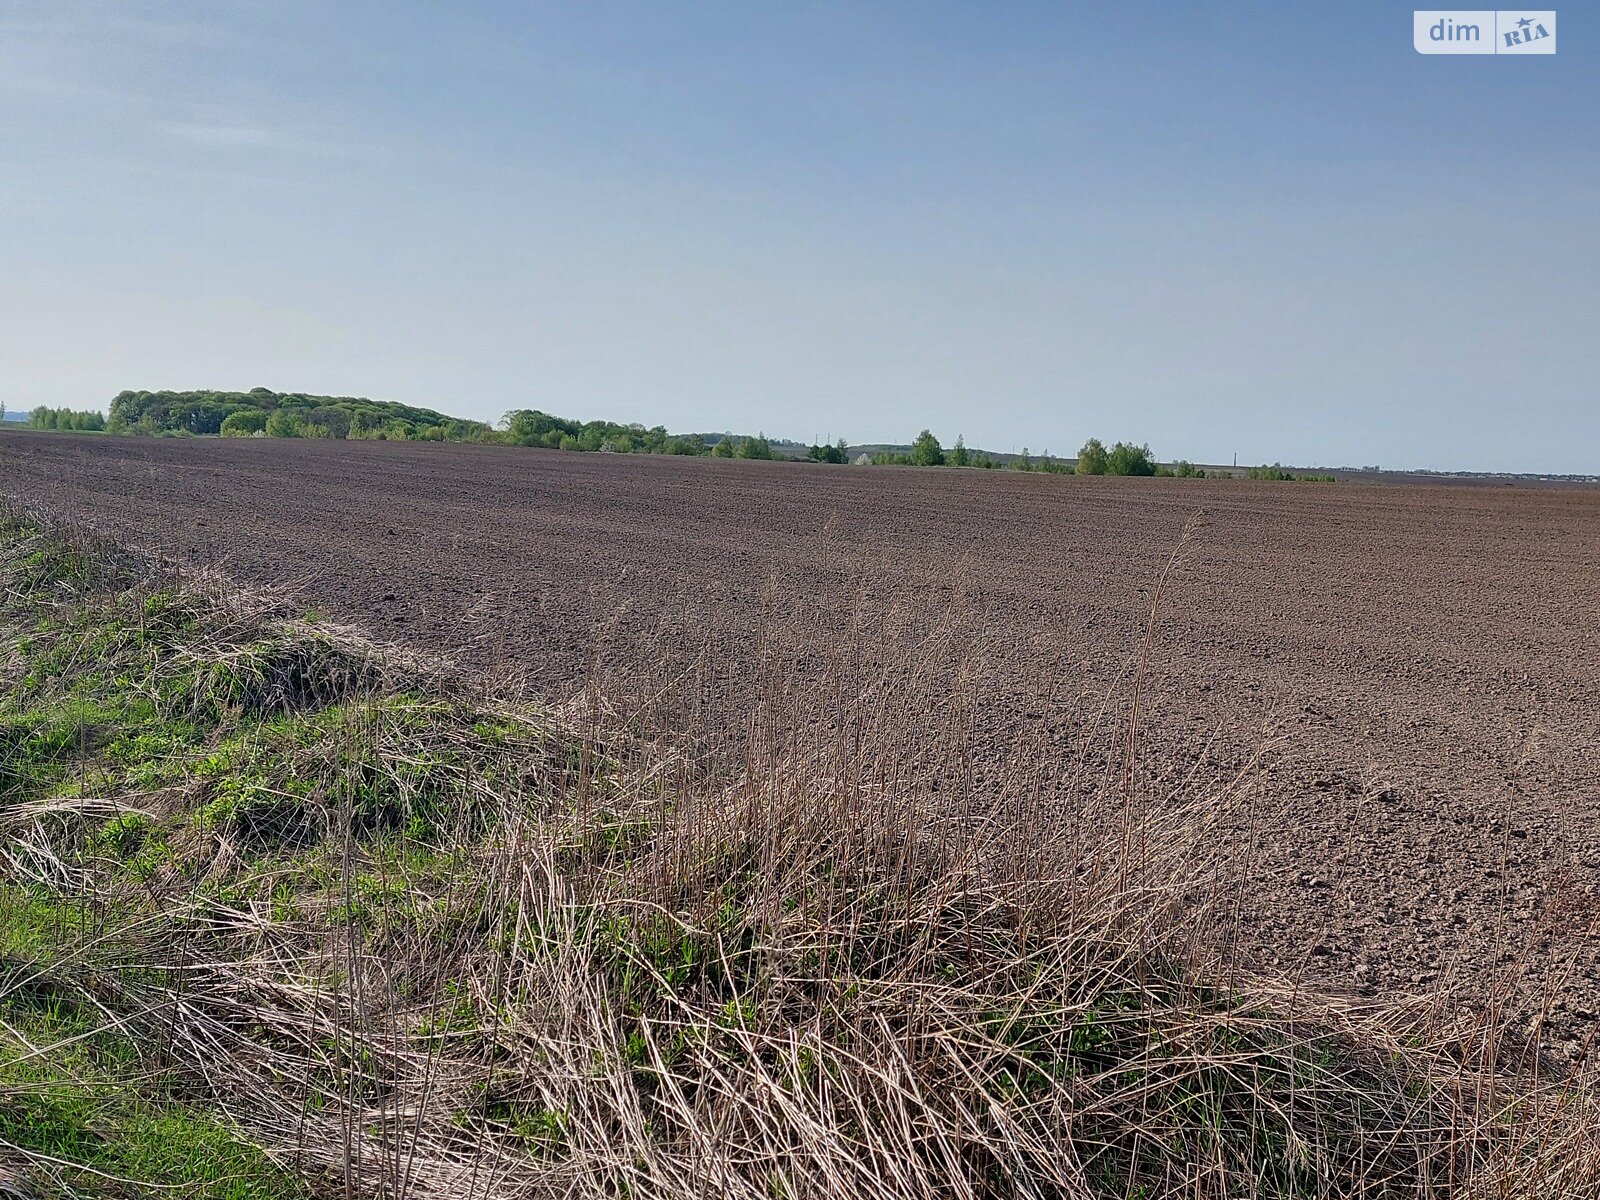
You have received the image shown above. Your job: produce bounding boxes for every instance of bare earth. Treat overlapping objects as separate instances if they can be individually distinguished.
[5,431,1598,1050]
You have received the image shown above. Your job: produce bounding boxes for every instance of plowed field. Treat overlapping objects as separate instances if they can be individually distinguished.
[5,431,1598,1052]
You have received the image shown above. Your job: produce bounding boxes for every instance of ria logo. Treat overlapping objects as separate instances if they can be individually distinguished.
[1501,13,1552,46]
[1413,10,1556,54]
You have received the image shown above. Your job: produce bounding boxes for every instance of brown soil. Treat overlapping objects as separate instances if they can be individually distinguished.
[5,431,1598,1053]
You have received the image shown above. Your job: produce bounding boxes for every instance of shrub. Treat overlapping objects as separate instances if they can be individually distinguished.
[909,430,945,467]
[302,406,352,440]
[1249,464,1337,483]
[219,411,268,437]
[27,407,106,432]
[263,410,303,438]
[1075,438,1108,475]
[736,435,773,460]
[809,439,849,464]
[1105,442,1155,476]
[948,436,969,467]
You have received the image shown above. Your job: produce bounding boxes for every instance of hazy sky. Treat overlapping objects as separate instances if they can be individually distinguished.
[2,2,1595,471]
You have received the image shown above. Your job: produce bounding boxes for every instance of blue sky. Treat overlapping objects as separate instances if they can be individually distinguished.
[2,2,1594,471]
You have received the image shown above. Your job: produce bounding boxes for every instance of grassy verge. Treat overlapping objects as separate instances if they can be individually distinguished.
[0,512,1595,1199]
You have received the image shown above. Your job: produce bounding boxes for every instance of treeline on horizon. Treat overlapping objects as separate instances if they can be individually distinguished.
[98,388,491,441]
[865,431,1197,476]
[500,408,779,458]
[14,393,1337,481]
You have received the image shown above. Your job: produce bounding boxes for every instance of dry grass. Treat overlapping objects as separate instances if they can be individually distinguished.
[0,510,1596,1199]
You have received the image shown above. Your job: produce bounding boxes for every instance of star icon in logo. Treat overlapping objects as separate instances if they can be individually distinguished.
[1517,16,1534,29]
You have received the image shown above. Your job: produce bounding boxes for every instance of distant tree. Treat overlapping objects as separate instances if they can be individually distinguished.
[264,409,303,438]
[168,401,228,435]
[809,439,848,464]
[503,409,575,447]
[948,435,969,467]
[1248,464,1336,482]
[1013,448,1033,472]
[1171,459,1204,478]
[1075,438,1108,475]
[220,411,268,437]
[303,406,352,439]
[28,406,105,431]
[1105,442,1156,476]
[737,434,773,460]
[910,429,945,467]
[710,437,735,458]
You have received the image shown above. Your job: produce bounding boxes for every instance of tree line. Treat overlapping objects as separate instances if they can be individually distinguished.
[104,388,489,441]
[11,392,1335,482]
[25,407,107,432]
[17,393,783,457]
[500,408,777,459]
[859,431,1208,478]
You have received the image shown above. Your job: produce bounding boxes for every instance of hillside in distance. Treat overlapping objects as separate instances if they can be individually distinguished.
[106,387,490,440]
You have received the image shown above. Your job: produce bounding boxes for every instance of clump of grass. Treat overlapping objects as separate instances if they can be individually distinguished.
[0,511,1596,1199]
[0,962,309,1200]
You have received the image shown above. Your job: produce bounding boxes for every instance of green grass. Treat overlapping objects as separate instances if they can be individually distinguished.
[0,1008,305,1200]
[0,873,299,1199]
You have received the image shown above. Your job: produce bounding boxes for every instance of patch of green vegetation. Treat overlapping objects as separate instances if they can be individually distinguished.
[87,812,151,860]
[1,676,206,807]
[0,888,100,962]
[24,406,106,433]
[109,387,485,441]
[1073,438,1156,476]
[0,1016,305,1200]
[0,866,295,1198]
[0,711,81,801]
[1248,464,1338,482]
[196,773,312,846]
[110,722,203,789]
[83,812,172,881]
[20,540,94,590]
